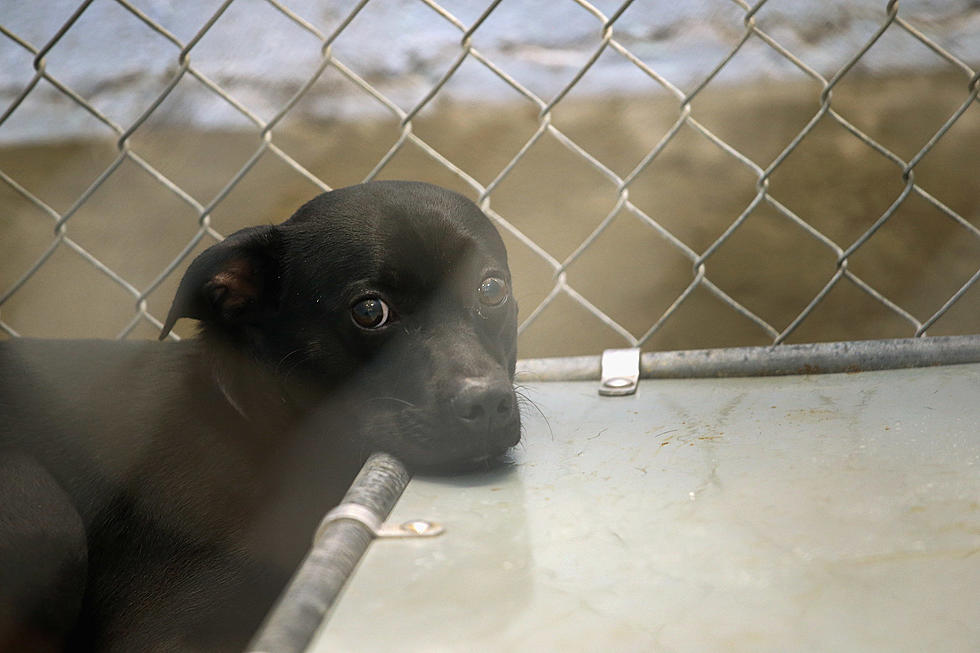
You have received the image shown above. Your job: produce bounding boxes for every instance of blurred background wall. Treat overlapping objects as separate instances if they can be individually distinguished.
[2,0,978,358]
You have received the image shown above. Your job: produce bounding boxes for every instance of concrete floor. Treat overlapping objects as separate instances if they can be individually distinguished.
[311,364,980,652]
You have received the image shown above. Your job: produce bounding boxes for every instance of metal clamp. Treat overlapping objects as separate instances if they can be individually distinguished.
[599,347,641,396]
[314,502,444,544]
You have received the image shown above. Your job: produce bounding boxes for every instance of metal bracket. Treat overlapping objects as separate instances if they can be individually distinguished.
[314,502,444,544]
[599,347,641,396]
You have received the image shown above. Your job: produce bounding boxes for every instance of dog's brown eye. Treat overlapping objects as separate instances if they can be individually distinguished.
[351,297,390,329]
[478,277,508,307]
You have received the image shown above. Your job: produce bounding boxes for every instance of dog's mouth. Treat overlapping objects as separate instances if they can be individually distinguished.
[348,376,522,475]
[409,421,522,473]
[358,402,521,474]
[397,419,521,474]
[411,448,517,476]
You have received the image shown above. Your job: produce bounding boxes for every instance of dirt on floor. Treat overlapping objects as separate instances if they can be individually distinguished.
[1,71,978,357]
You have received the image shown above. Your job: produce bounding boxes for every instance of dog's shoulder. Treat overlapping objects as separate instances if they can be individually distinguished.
[1,338,196,404]
[0,338,206,455]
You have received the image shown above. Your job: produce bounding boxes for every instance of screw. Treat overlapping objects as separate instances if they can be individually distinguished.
[603,377,632,388]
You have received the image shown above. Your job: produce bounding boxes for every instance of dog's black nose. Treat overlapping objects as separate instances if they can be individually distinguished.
[452,377,515,432]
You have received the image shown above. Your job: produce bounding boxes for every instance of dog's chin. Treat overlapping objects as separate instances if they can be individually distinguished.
[410,447,518,476]
[362,409,522,476]
[392,427,521,475]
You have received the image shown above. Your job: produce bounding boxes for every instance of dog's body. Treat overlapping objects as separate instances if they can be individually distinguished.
[0,181,520,652]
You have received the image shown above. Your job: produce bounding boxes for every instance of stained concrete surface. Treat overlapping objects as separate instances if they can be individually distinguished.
[310,363,980,653]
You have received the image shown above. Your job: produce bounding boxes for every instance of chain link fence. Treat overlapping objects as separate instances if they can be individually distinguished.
[1,0,978,358]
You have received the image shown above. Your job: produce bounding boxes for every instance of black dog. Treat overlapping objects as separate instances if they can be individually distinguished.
[0,181,521,652]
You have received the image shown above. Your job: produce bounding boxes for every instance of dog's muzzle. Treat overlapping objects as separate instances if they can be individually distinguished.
[363,374,521,472]
[451,377,516,436]
[439,376,521,467]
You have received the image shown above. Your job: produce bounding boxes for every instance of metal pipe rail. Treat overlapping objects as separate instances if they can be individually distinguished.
[516,335,980,381]
[246,452,410,653]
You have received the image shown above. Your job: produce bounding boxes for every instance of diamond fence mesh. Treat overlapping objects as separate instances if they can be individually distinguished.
[1,0,978,359]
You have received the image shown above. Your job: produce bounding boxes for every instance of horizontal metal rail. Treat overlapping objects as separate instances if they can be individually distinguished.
[246,452,410,653]
[516,335,980,381]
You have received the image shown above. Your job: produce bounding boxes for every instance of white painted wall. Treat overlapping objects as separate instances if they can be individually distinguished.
[2,0,978,143]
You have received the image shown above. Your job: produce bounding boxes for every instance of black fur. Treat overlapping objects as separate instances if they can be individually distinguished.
[0,181,520,652]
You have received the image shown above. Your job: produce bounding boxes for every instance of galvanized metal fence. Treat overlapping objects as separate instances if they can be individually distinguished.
[1,0,979,356]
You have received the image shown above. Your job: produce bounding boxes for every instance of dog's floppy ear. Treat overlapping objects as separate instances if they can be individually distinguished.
[160,225,282,340]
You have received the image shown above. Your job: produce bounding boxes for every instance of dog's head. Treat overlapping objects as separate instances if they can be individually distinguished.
[161,181,520,471]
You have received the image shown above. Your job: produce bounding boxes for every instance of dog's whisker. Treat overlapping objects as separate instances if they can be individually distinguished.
[366,396,418,409]
[274,348,306,375]
[282,355,312,383]
[514,388,552,441]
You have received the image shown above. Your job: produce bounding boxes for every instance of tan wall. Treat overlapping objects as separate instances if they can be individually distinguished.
[2,72,978,357]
